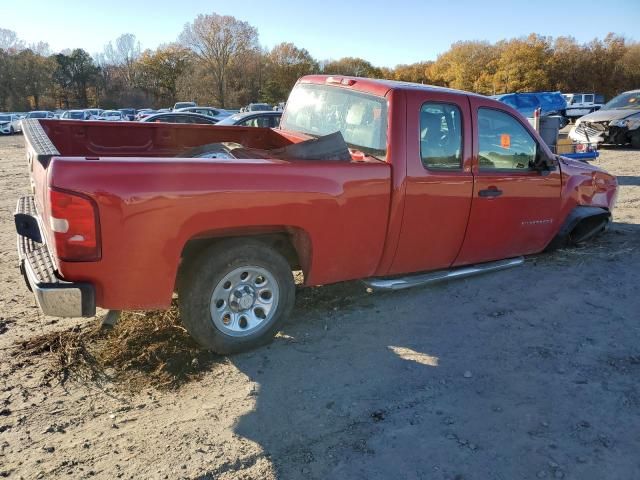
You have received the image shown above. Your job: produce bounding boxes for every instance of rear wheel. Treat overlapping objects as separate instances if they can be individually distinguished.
[178,240,295,354]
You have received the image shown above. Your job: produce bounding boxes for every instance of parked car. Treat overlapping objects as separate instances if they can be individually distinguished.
[491,93,541,118]
[534,92,567,116]
[96,110,126,121]
[0,113,22,135]
[173,101,196,111]
[569,89,640,148]
[118,108,135,121]
[85,109,104,119]
[25,111,54,119]
[135,109,156,120]
[245,102,272,112]
[60,110,92,120]
[15,75,617,355]
[563,93,605,119]
[215,111,281,128]
[141,112,219,125]
[491,92,567,118]
[176,106,231,119]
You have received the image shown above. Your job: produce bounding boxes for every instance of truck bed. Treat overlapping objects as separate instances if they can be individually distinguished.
[23,119,392,310]
[36,119,296,159]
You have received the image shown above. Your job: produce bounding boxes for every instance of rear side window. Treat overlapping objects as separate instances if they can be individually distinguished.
[420,103,463,170]
[584,94,594,103]
[477,108,537,171]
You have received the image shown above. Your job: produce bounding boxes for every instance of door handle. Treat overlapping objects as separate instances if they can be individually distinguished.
[478,188,503,198]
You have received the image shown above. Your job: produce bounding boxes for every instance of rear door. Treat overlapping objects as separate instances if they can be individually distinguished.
[388,91,474,275]
[454,97,562,265]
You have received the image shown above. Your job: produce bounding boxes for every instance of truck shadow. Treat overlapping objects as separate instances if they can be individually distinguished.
[197,221,640,479]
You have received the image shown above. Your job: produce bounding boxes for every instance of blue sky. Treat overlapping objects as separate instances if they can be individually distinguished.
[3,0,639,66]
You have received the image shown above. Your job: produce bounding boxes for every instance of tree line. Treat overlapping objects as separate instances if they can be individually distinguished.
[1,14,639,112]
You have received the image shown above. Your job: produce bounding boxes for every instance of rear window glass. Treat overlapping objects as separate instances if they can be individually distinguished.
[281,83,388,160]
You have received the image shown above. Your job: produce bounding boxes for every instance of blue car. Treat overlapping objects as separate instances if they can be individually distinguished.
[534,92,567,116]
[491,93,541,118]
[491,92,568,118]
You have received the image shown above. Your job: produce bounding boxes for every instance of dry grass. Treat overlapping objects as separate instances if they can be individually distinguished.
[14,301,219,391]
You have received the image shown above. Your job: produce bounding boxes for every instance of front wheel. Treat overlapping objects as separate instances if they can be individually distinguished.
[631,132,640,149]
[178,240,295,354]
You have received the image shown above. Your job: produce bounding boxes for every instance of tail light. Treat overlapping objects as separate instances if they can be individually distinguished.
[47,188,101,261]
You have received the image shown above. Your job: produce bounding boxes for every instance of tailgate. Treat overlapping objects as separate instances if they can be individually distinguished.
[21,119,60,229]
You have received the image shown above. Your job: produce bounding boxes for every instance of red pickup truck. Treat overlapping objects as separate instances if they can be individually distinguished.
[15,75,618,353]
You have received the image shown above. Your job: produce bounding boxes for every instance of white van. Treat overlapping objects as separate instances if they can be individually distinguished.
[563,93,605,119]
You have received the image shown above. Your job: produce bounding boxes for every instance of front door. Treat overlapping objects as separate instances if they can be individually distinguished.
[454,98,562,266]
[389,91,474,275]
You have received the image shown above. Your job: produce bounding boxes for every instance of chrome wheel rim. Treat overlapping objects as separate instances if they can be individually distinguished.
[210,266,279,337]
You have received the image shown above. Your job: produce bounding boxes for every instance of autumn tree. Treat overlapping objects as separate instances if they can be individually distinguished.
[492,34,552,93]
[392,61,433,84]
[322,57,382,78]
[136,44,193,105]
[102,34,141,87]
[14,49,55,109]
[53,49,99,108]
[0,28,24,52]
[180,13,260,107]
[261,42,318,103]
[429,41,499,93]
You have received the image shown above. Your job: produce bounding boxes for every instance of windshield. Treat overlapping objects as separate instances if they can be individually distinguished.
[70,112,84,119]
[281,83,388,159]
[0,115,10,122]
[603,91,640,110]
[104,111,120,117]
[28,112,47,118]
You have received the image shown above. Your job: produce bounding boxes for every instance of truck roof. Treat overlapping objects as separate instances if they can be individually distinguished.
[299,75,485,100]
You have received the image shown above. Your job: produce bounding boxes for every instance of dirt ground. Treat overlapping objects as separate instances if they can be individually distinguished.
[0,134,639,480]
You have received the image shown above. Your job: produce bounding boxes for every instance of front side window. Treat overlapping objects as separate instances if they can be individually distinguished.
[477,108,537,170]
[571,95,583,104]
[281,83,388,159]
[584,94,594,103]
[420,102,462,169]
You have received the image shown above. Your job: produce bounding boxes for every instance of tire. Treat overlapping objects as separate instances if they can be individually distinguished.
[631,132,640,149]
[178,239,295,354]
[9,127,14,135]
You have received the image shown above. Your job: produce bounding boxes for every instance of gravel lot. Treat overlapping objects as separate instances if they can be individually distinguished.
[0,134,639,479]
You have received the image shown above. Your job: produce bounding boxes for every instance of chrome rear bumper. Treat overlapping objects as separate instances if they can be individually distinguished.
[15,195,95,317]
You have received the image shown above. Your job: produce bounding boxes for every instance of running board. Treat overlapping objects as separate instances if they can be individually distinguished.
[363,257,525,291]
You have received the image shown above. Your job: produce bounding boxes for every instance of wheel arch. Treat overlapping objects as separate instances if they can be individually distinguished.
[546,206,611,250]
[177,226,312,286]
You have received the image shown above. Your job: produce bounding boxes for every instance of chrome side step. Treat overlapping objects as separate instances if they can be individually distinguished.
[363,257,524,291]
